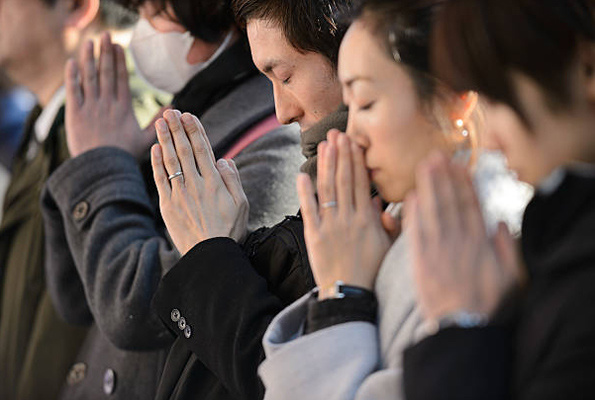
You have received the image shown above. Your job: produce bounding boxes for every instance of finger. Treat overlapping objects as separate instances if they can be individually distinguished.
[336,134,354,214]
[155,118,184,189]
[98,32,116,98]
[415,154,442,240]
[451,162,485,235]
[163,110,200,184]
[115,44,131,101]
[217,159,247,206]
[494,222,519,278]
[193,115,216,165]
[181,113,218,180]
[297,173,320,230]
[151,144,172,199]
[404,192,426,277]
[430,154,461,234]
[225,158,243,191]
[82,40,98,100]
[351,141,371,210]
[317,140,337,212]
[65,59,83,110]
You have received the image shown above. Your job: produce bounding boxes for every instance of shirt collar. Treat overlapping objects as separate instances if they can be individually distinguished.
[34,86,66,143]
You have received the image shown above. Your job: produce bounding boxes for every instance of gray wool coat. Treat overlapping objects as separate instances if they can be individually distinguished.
[41,74,302,399]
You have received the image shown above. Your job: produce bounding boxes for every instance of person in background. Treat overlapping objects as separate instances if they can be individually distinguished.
[0,72,36,222]
[256,1,528,399]
[40,0,303,398]
[0,1,143,399]
[403,0,595,398]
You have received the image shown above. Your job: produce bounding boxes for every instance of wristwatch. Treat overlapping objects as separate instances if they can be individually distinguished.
[316,281,373,301]
[423,311,490,335]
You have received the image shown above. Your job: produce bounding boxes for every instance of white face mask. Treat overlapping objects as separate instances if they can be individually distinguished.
[129,18,234,94]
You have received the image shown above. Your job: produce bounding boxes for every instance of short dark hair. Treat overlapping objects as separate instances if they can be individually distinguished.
[432,0,595,123]
[349,0,446,103]
[232,0,354,66]
[114,0,235,42]
[40,0,137,29]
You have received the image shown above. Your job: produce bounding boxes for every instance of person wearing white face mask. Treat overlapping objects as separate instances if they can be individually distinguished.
[40,0,303,399]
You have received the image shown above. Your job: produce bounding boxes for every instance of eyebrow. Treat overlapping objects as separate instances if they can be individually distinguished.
[343,75,372,88]
[262,60,283,75]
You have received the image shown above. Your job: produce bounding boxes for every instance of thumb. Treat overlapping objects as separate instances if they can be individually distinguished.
[493,222,524,285]
[381,203,402,241]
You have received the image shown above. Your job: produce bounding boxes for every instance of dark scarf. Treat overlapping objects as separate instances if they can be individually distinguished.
[172,37,258,118]
[300,104,348,184]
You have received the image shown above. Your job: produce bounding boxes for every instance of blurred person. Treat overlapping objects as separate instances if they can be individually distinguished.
[255,1,527,399]
[141,1,356,399]
[402,0,595,399]
[0,1,144,399]
[40,0,306,398]
[0,72,35,222]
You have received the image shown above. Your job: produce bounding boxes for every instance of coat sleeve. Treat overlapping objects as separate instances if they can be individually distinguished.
[43,147,179,351]
[151,237,286,400]
[403,326,513,400]
[259,294,381,400]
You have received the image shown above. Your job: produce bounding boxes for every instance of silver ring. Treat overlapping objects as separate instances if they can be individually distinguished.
[320,201,337,209]
[168,171,184,181]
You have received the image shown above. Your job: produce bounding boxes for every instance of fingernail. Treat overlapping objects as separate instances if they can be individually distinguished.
[217,159,229,168]
[174,110,182,117]
[155,119,167,132]
[181,113,193,125]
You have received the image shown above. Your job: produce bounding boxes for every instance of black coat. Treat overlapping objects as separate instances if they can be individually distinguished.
[152,215,314,400]
[403,170,595,399]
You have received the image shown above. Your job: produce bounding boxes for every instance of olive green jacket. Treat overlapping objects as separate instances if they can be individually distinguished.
[0,107,89,400]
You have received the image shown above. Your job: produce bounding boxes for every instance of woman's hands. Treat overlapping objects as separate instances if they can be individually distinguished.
[151,110,249,255]
[405,152,523,322]
[65,33,155,159]
[298,130,395,297]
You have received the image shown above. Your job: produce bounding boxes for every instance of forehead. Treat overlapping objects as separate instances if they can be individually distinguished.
[246,19,299,68]
[338,21,394,85]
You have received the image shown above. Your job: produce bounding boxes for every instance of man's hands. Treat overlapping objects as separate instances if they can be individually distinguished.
[151,110,249,255]
[65,33,155,158]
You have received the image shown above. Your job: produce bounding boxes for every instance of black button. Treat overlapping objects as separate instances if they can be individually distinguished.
[171,309,181,322]
[184,325,192,339]
[178,317,186,330]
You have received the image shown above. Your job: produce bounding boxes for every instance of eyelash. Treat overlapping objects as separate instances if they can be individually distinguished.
[359,101,374,111]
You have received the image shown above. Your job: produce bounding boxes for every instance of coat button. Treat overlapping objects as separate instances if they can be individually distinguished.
[178,317,186,330]
[184,325,192,339]
[66,362,86,386]
[171,309,181,322]
[103,368,116,395]
[73,201,89,221]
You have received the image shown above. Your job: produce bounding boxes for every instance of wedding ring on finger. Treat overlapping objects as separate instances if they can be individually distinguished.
[320,201,338,209]
[168,171,184,181]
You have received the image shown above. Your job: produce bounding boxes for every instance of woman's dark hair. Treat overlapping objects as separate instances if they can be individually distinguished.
[115,0,236,42]
[232,0,354,66]
[432,0,595,123]
[350,0,447,103]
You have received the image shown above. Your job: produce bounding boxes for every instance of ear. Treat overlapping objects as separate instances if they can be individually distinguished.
[578,40,595,103]
[64,0,100,30]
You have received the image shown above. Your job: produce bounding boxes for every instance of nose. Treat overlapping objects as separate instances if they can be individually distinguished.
[345,109,369,148]
[273,84,303,126]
